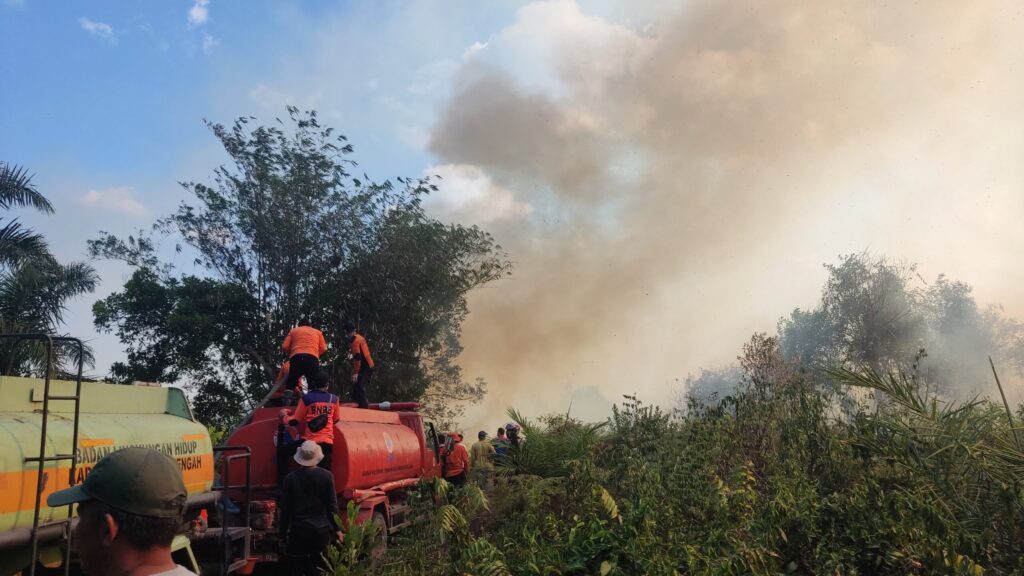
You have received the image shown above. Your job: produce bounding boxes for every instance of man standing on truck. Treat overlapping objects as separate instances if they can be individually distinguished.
[278,371,341,485]
[444,432,471,487]
[344,320,373,408]
[282,318,328,393]
[46,447,196,576]
[280,440,340,576]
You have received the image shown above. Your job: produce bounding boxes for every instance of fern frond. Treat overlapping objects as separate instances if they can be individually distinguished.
[595,485,621,522]
[437,504,467,534]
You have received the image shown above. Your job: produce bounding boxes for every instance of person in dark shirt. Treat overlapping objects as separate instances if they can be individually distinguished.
[493,427,509,465]
[280,441,340,576]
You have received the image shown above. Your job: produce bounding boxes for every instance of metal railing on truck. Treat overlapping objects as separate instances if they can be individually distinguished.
[0,333,85,576]
[203,445,253,574]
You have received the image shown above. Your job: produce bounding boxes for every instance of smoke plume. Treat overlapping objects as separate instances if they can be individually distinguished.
[423,1,1024,427]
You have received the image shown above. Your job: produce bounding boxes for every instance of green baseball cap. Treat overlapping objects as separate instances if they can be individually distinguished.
[47,447,187,518]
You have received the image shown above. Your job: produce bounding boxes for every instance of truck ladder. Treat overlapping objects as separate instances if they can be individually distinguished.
[211,445,253,574]
[1,334,85,576]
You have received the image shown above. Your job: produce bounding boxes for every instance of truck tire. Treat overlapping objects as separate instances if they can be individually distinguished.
[371,511,388,561]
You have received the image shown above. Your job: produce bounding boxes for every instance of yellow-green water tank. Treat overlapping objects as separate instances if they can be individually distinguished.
[0,375,214,535]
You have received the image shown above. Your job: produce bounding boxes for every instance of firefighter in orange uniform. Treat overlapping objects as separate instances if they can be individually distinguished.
[269,359,296,404]
[344,321,373,408]
[277,371,341,485]
[282,318,328,393]
[444,432,470,487]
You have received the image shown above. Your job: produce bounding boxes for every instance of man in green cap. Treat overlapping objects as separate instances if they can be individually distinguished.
[47,447,195,576]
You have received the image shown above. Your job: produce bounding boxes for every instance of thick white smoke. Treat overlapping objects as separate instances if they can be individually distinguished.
[422,0,1024,428]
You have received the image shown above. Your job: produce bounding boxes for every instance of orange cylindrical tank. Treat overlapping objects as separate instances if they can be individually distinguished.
[224,406,427,497]
[331,416,422,492]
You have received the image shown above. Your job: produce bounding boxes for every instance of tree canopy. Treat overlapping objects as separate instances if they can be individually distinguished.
[688,253,1024,403]
[91,108,510,428]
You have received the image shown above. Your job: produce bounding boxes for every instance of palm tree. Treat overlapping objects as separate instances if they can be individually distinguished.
[0,162,53,270]
[0,162,98,376]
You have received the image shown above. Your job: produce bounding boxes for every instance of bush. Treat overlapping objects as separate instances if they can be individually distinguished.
[339,361,1024,575]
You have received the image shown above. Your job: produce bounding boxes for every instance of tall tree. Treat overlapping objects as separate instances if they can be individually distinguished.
[689,253,1024,405]
[780,254,925,372]
[778,253,1023,397]
[0,162,98,376]
[92,108,510,427]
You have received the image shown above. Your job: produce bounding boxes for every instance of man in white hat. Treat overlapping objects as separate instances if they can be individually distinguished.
[279,440,340,575]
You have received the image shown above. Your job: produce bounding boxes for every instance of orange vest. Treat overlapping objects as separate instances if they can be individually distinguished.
[350,333,374,374]
[283,326,328,358]
[292,390,340,445]
[445,443,470,477]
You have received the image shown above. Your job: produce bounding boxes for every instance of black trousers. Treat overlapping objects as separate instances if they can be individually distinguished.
[318,443,333,471]
[286,353,320,391]
[286,524,332,576]
[446,471,467,487]
[277,439,334,486]
[353,368,372,408]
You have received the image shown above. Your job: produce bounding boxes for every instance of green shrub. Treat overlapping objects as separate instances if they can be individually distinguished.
[340,362,1024,575]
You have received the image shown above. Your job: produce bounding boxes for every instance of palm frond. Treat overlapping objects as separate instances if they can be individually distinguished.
[833,364,1024,521]
[595,485,621,523]
[437,504,467,534]
[0,219,50,269]
[455,482,489,518]
[0,163,53,213]
[461,539,512,576]
[0,259,97,375]
[500,406,606,477]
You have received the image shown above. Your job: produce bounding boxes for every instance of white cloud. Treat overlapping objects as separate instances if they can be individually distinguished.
[4,0,26,7]
[80,187,146,216]
[78,17,115,44]
[187,0,209,27]
[202,31,219,55]
[462,41,487,59]
[423,164,532,224]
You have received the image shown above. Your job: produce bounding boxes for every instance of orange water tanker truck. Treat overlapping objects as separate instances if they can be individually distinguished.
[0,370,444,575]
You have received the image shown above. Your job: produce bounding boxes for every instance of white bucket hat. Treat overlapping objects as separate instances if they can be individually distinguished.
[294,440,324,467]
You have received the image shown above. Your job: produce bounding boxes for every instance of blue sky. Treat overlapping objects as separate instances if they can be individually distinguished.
[4,1,1024,425]
[0,0,522,376]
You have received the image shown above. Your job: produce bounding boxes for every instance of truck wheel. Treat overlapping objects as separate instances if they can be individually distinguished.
[370,511,387,561]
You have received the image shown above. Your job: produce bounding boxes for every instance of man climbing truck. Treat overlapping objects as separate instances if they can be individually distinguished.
[277,371,342,484]
[282,318,328,393]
